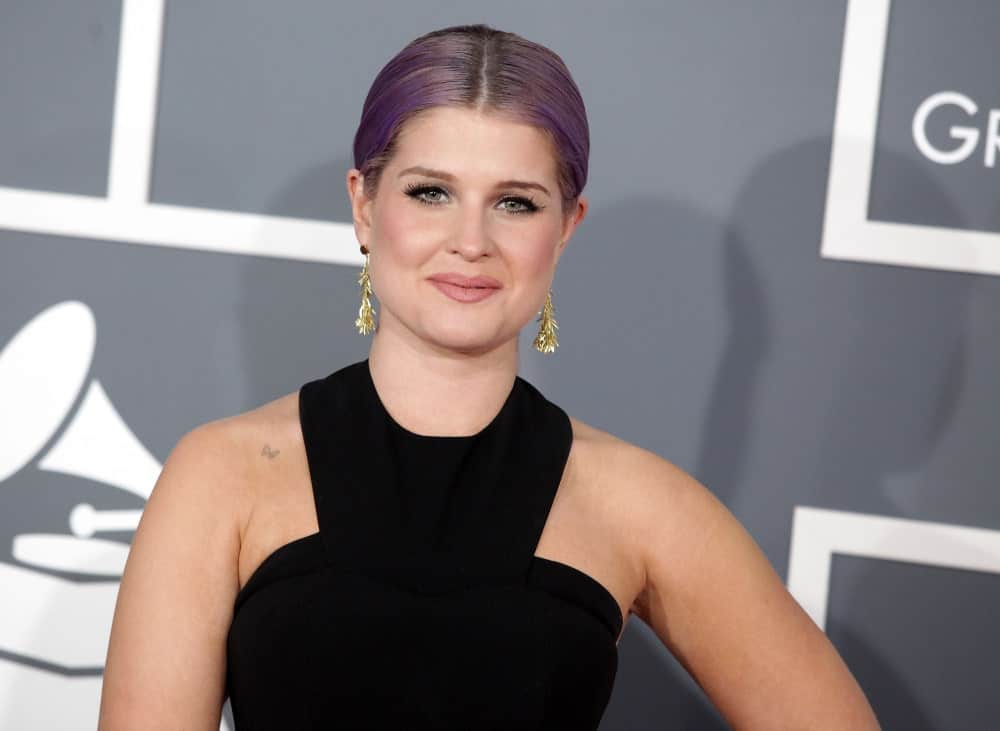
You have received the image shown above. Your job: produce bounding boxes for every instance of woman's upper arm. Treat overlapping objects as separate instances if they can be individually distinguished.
[99,421,247,730]
[630,452,880,730]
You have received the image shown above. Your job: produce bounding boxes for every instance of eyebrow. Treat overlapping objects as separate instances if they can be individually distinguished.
[398,165,551,196]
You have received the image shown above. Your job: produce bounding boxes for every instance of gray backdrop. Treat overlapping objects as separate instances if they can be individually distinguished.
[1,1,998,729]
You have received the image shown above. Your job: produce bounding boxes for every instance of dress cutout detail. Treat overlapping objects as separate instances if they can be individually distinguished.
[225,359,622,729]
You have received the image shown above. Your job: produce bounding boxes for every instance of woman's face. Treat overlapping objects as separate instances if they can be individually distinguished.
[347,106,587,356]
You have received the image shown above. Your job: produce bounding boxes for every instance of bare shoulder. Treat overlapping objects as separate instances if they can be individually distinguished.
[568,415,697,486]
[568,414,782,626]
[566,414,706,539]
[124,389,303,594]
[211,388,302,458]
[564,415,704,605]
[98,391,301,728]
[201,389,302,491]
[567,417,880,729]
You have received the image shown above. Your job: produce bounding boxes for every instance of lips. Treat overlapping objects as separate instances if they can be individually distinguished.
[427,273,502,303]
[428,273,502,289]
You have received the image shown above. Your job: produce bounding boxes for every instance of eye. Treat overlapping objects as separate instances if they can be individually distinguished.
[404,183,448,205]
[402,183,543,215]
[499,196,540,215]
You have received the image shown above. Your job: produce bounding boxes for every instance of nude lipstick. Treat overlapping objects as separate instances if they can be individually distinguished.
[427,273,503,303]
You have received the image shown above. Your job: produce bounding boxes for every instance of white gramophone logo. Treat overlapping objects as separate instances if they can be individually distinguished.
[0,301,231,729]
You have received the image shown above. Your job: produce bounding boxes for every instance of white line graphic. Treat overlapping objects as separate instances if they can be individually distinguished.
[821,0,1000,276]
[787,506,1000,630]
[0,0,360,266]
[108,0,163,204]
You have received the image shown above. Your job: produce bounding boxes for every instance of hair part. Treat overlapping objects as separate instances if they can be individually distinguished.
[352,24,589,214]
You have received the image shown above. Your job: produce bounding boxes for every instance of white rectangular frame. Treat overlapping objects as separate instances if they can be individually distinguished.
[821,0,1000,276]
[0,0,360,266]
[787,506,1000,630]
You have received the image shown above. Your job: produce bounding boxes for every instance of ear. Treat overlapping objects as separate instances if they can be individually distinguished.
[346,169,374,252]
[555,195,588,261]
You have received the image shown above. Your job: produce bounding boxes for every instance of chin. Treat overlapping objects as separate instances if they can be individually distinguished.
[424,324,503,354]
[432,335,497,354]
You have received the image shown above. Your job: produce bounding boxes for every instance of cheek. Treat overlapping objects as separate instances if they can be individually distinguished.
[512,223,563,276]
[375,201,436,261]
[369,203,440,297]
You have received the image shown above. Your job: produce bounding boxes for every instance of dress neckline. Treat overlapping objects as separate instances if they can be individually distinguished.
[363,358,520,441]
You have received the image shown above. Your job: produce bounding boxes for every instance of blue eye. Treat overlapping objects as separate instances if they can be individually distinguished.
[500,197,539,214]
[404,184,448,205]
[402,183,541,215]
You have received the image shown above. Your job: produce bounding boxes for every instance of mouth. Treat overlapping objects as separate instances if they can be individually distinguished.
[427,277,502,303]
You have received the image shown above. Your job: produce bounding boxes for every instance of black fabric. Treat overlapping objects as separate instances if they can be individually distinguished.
[225,359,622,729]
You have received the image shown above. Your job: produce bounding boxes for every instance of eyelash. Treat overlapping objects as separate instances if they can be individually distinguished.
[402,183,542,215]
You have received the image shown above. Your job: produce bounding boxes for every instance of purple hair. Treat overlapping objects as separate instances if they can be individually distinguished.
[352,24,589,212]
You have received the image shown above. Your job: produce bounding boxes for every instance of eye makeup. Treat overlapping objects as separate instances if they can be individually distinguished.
[402,182,543,215]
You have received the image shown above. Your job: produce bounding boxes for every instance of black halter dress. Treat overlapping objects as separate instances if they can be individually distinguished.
[225,359,623,729]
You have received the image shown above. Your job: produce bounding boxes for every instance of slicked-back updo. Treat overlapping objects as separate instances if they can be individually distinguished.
[352,24,589,213]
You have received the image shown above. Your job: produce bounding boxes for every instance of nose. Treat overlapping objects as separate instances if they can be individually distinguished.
[449,204,493,259]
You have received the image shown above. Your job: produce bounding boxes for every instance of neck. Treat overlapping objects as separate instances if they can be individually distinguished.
[366,325,519,438]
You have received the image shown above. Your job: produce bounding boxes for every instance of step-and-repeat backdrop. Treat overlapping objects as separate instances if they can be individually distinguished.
[2,2,997,728]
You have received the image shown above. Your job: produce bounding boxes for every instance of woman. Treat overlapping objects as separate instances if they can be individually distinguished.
[99,23,879,729]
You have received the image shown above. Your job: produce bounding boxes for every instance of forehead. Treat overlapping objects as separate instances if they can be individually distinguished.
[390,106,558,181]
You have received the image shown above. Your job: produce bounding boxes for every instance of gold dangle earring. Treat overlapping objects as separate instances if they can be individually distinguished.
[532,289,559,353]
[355,247,376,336]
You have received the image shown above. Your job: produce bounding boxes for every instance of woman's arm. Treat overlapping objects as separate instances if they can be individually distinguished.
[627,449,880,729]
[99,421,247,730]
